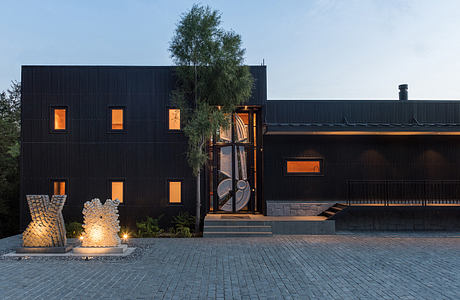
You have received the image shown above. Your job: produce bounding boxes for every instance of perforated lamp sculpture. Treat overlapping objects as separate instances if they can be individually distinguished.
[81,198,121,247]
[23,195,67,247]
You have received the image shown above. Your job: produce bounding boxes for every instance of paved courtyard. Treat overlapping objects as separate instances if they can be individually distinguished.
[0,233,459,299]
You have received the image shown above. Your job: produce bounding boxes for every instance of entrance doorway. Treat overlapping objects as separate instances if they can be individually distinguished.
[208,108,262,213]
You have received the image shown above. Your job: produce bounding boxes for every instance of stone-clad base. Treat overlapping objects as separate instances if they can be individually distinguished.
[266,201,336,216]
[73,244,128,254]
[16,245,73,253]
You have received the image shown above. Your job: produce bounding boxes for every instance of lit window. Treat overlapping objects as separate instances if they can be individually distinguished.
[169,181,182,204]
[53,180,66,195]
[286,160,322,174]
[54,108,66,130]
[111,109,124,130]
[111,181,124,203]
[169,109,180,130]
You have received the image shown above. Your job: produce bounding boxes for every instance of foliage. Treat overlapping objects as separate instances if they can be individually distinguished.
[169,4,253,231]
[0,81,21,238]
[66,222,83,238]
[136,216,163,238]
[169,5,253,175]
[172,211,195,237]
[175,226,192,238]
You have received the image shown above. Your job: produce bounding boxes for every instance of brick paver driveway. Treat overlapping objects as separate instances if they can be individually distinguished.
[0,233,459,299]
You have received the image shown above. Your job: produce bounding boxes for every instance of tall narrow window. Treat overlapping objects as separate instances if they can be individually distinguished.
[285,159,323,175]
[169,181,182,204]
[111,181,124,203]
[52,180,66,195]
[52,108,67,131]
[111,108,124,130]
[169,109,180,130]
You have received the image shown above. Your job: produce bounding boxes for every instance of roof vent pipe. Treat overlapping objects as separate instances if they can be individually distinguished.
[399,84,408,100]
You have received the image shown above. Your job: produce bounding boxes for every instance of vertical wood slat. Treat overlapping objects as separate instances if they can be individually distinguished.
[20,66,267,229]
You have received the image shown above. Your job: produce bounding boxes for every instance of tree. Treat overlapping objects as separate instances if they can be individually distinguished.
[169,5,253,232]
[0,81,21,238]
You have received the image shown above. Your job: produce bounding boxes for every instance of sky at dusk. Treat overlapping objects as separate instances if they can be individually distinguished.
[1,0,459,99]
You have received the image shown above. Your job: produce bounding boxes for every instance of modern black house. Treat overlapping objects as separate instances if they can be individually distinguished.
[20,65,460,231]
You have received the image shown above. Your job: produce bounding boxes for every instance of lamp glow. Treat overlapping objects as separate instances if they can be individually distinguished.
[81,198,121,247]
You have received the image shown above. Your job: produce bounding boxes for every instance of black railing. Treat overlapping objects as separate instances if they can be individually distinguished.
[347,180,460,206]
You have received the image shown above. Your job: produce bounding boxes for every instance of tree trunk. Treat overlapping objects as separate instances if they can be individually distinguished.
[195,169,201,233]
[194,63,201,234]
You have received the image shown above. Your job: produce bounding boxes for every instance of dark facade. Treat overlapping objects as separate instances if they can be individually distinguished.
[264,100,460,206]
[20,65,460,229]
[264,134,460,202]
[20,66,266,228]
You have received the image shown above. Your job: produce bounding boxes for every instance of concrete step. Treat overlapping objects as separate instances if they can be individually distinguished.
[323,211,335,217]
[203,231,273,238]
[204,220,272,227]
[204,225,272,233]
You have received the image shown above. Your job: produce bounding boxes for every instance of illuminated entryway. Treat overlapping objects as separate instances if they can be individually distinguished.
[208,108,262,213]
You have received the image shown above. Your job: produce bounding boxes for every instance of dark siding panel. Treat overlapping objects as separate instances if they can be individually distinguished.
[247,66,267,106]
[264,135,460,202]
[20,65,267,228]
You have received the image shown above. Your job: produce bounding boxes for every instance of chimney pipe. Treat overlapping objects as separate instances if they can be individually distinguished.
[399,84,408,100]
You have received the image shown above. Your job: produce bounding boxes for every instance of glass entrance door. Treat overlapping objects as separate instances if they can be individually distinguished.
[209,109,259,213]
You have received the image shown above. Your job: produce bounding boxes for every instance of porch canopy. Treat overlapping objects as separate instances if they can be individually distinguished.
[265,100,460,135]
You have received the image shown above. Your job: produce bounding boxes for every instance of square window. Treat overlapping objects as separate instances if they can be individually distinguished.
[111,109,124,130]
[111,181,124,203]
[169,109,180,130]
[169,181,182,204]
[285,159,323,176]
[52,180,66,195]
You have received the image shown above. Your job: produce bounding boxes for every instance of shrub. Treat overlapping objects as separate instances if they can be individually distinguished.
[66,222,83,238]
[175,226,192,238]
[173,211,195,237]
[136,216,163,237]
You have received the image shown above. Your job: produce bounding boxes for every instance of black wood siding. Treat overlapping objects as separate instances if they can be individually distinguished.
[20,65,267,228]
[264,135,460,202]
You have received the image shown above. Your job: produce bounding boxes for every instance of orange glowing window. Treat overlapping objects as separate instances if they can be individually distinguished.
[286,160,322,174]
[169,109,180,130]
[111,109,124,130]
[53,181,66,195]
[238,113,249,125]
[169,181,182,204]
[54,108,66,130]
[111,181,124,203]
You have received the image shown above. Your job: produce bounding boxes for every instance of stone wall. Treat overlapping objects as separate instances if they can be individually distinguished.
[266,201,335,216]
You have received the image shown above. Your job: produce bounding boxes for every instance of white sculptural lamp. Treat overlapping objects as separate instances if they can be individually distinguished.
[74,198,128,254]
[81,198,121,247]
[17,195,73,253]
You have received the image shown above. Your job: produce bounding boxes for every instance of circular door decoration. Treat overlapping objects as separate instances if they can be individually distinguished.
[217,114,251,211]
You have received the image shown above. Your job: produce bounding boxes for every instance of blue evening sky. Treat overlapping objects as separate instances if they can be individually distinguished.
[1,0,459,99]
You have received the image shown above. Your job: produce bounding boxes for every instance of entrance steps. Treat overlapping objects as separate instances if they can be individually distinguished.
[203,218,273,237]
[203,214,335,236]
[319,203,348,219]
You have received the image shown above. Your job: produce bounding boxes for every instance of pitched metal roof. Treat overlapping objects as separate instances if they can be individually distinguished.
[265,100,460,134]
